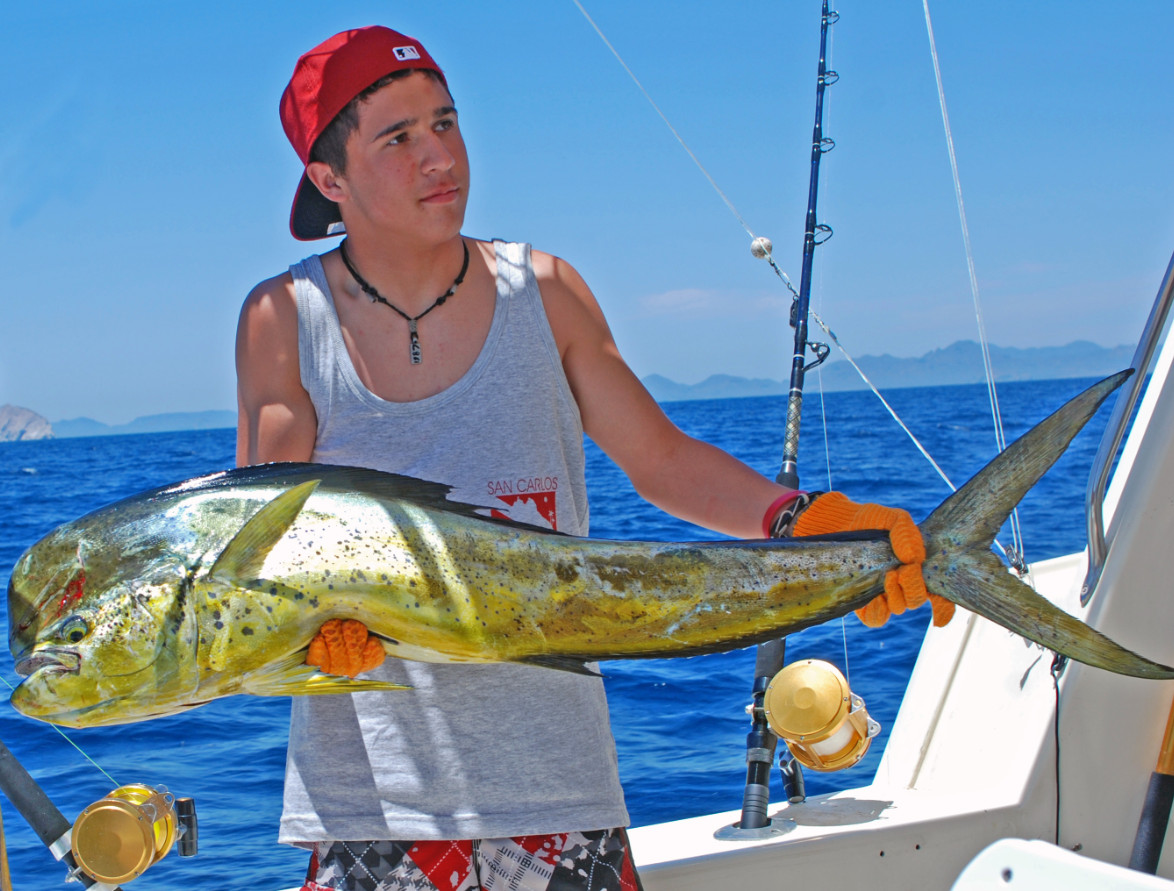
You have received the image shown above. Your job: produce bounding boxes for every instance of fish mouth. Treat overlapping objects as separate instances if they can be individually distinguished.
[10,652,179,727]
[13,648,80,677]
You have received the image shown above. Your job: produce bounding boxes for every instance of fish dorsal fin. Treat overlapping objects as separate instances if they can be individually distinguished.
[208,479,320,585]
[207,464,471,514]
[266,463,567,535]
[158,463,460,512]
[298,464,560,532]
[163,463,565,536]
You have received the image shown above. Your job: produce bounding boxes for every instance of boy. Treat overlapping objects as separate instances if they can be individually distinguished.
[236,25,946,891]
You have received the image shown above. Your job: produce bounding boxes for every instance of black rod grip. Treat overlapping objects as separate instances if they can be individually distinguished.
[0,736,112,888]
[1129,771,1174,873]
[0,736,70,848]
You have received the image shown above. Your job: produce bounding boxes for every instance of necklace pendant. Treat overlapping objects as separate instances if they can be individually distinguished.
[408,321,422,365]
[339,238,470,370]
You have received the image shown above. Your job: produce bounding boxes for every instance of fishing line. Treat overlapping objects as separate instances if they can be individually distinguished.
[569,0,806,303]
[811,311,957,492]
[808,4,837,499]
[807,308,1033,567]
[570,1,757,242]
[0,674,120,788]
[922,0,1026,569]
[808,21,852,682]
[567,3,963,481]
[571,2,1023,567]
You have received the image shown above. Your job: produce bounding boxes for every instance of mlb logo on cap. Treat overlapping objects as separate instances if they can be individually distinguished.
[394,46,421,61]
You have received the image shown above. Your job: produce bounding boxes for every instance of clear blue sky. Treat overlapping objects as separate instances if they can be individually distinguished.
[2,1,1172,424]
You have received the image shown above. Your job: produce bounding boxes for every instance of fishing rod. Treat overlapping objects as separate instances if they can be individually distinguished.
[573,0,873,836]
[776,3,835,491]
[0,736,107,888]
[735,0,836,835]
[0,734,197,886]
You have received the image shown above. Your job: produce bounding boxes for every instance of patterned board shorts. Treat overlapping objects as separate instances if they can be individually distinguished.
[301,828,644,891]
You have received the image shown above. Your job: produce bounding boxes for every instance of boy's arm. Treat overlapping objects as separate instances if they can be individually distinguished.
[534,250,789,538]
[535,250,950,628]
[235,273,319,466]
[236,274,381,675]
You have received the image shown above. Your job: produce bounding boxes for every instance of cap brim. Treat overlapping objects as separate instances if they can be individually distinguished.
[290,170,345,241]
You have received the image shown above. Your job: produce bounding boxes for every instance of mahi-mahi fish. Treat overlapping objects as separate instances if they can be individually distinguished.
[8,371,1172,728]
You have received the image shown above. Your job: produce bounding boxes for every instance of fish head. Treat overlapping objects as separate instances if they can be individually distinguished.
[8,516,201,727]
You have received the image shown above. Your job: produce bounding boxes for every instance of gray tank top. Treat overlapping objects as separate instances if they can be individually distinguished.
[279,240,629,844]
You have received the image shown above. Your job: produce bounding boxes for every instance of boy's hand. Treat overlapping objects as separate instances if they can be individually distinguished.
[306,618,385,676]
[791,492,955,628]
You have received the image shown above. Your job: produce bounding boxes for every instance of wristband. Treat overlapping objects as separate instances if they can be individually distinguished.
[762,491,807,538]
[769,491,824,538]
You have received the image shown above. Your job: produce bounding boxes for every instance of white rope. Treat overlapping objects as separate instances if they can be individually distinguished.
[922,0,1025,564]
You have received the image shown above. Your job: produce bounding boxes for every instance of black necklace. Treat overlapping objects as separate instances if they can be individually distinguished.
[339,238,471,365]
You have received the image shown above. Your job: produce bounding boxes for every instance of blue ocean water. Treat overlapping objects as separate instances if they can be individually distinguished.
[0,377,1116,888]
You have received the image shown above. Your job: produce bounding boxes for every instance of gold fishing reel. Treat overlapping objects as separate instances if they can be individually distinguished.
[763,659,880,772]
[69,784,197,884]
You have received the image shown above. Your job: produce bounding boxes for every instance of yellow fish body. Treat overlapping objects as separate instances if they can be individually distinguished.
[8,371,1169,728]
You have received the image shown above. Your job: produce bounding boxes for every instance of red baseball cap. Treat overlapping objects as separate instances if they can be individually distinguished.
[280,26,446,240]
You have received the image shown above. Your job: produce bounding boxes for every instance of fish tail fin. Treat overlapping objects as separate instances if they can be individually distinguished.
[920,370,1174,680]
[922,371,1129,547]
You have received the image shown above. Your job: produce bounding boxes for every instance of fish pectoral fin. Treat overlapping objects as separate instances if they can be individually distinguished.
[516,654,602,677]
[241,653,411,697]
[209,479,321,585]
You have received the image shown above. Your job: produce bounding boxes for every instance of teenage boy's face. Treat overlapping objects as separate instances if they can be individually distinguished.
[338,70,469,243]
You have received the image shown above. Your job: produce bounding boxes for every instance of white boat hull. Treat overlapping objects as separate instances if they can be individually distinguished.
[630,287,1174,888]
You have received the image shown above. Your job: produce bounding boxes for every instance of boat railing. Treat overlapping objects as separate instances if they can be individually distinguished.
[1082,248,1174,604]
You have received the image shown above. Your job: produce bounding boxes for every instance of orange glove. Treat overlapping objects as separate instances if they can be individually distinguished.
[306,619,385,677]
[790,492,955,628]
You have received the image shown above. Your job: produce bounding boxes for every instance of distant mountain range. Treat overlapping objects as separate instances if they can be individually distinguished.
[0,406,238,441]
[52,410,238,439]
[642,340,1135,402]
[0,340,1136,440]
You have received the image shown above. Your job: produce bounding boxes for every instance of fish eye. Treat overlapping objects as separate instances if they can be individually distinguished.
[60,616,89,644]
